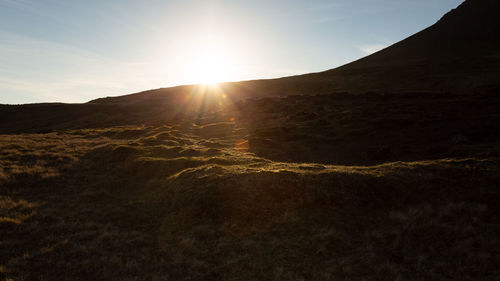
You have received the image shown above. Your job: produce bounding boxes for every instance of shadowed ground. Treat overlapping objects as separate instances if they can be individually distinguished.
[1,119,499,280]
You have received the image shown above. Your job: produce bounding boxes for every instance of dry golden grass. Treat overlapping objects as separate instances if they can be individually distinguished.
[0,125,498,280]
[0,196,39,225]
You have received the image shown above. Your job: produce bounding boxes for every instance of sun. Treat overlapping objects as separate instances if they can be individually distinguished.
[164,33,245,87]
[186,41,231,85]
[192,55,225,85]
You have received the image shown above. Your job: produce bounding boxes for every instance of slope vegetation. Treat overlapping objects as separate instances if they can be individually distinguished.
[1,126,499,280]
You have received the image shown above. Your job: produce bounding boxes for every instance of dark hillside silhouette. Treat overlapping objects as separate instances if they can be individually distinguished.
[89,0,500,106]
[1,0,499,132]
[314,0,500,92]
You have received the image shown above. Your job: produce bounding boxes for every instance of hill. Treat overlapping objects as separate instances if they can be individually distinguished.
[314,0,500,93]
[90,0,500,105]
[1,0,499,137]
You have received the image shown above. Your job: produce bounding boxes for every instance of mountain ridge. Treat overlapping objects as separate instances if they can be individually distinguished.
[88,0,500,106]
[1,0,499,134]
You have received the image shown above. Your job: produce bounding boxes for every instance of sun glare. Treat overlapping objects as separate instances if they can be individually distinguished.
[185,38,233,85]
[159,32,249,87]
[192,53,226,85]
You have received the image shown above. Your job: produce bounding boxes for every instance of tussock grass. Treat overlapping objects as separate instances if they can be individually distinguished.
[0,126,498,280]
[0,196,39,225]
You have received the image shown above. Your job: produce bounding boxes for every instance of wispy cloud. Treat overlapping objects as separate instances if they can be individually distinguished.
[0,30,164,104]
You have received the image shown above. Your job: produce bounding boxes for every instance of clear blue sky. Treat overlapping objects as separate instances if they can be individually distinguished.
[0,0,463,104]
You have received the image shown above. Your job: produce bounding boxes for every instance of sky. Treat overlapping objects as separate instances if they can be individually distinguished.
[0,0,464,104]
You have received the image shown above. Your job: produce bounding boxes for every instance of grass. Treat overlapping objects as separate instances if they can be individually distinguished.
[0,125,498,280]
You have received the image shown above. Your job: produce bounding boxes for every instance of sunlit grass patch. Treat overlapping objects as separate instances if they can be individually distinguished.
[0,196,39,225]
[0,124,498,280]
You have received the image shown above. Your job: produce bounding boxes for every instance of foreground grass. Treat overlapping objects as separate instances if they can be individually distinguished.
[0,126,499,280]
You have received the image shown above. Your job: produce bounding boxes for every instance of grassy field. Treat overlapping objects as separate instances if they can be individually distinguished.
[1,123,498,280]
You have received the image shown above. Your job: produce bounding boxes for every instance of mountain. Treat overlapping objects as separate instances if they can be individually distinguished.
[89,0,500,106]
[0,0,498,112]
[314,0,500,92]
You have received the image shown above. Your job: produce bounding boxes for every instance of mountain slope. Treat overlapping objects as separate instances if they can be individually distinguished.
[312,0,500,92]
[1,0,499,136]
[90,0,500,106]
